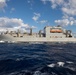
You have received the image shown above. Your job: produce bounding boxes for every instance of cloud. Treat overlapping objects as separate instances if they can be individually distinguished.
[53,0,76,26]
[0,0,7,12]
[61,0,76,16]
[50,0,64,9]
[32,13,41,22]
[10,8,15,13]
[55,19,70,26]
[41,0,64,8]
[32,12,48,25]
[0,17,37,32]
[41,0,76,16]
[55,17,76,26]
[27,0,31,3]
[39,20,47,24]
[41,0,47,4]
[51,0,76,16]
[41,0,76,26]
[0,17,31,31]
[27,0,34,10]
[31,26,37,29]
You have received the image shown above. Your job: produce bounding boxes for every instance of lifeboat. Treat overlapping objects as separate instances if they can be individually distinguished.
[50,29,56,33]
[56,29,62,33]
[50,29,62,33]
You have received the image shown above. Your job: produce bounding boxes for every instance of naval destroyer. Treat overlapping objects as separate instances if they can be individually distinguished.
[0,25,76,43]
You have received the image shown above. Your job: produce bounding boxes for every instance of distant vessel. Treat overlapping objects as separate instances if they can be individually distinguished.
[0,25,76,43]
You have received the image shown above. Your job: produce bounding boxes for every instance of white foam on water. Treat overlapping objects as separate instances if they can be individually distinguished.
[16,58,20,61]
[57,62,65,67]
[66,61,74,64]
[16,58,23,61]
[66,67,76,71]
[47,63,55,68]
[8,72,18,75]
[69,68,76,71]
[33,71,41,75]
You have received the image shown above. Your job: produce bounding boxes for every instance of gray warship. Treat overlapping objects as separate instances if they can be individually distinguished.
[0,25,76,43]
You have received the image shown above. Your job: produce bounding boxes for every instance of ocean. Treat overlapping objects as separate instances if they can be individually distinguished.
[0,43,76,75]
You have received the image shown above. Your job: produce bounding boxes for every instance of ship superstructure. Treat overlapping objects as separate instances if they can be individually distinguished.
[44,25,72,38]
[0,25,76,42]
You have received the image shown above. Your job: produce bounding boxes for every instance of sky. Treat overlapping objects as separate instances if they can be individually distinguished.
[0,0,76,33]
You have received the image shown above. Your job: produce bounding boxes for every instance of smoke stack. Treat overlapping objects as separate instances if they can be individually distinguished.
[39,30,42,37]
[30,28,32,35]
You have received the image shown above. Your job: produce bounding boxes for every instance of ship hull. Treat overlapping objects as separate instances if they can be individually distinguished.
[0,34,76,43]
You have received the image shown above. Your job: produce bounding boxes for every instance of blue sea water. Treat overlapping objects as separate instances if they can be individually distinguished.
[0,43,76,75]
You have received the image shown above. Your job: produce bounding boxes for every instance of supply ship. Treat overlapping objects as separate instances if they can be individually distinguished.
[0,25,76,43]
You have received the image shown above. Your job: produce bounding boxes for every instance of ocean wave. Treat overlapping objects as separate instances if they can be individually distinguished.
[0,43,76,75]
